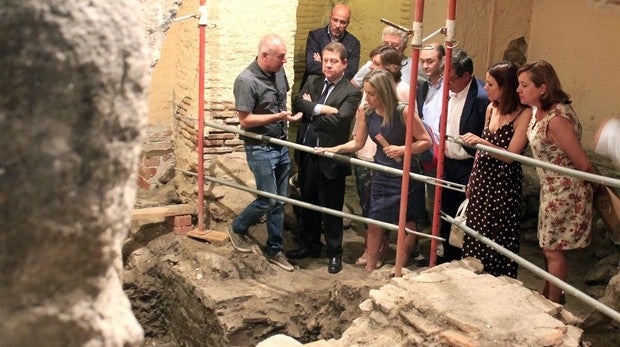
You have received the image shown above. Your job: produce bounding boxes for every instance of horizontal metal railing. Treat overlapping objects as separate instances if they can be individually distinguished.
[447,135,620,188]
[181,115,620,324]
[176,167,443,241]
[200,118,465,193]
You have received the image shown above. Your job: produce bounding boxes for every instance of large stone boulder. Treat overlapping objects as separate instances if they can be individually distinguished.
[0,1,149,345]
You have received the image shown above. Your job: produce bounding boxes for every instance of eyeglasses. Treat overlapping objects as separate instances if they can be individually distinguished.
[382,41,400,49]
[448,74,463,84]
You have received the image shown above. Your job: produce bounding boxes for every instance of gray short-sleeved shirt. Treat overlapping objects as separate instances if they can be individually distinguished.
[233,59,290,145]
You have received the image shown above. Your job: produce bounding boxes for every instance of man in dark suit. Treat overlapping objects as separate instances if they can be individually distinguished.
[288,42,362,274]
[300,4,360,89]
[438,49,489,263]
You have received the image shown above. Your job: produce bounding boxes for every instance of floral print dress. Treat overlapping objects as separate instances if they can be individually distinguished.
[527,103,592,250]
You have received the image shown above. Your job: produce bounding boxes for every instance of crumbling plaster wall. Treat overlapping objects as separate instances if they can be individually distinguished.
[0,0,149,345]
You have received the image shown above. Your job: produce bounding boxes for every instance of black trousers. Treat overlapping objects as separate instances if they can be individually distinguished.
[298,155,346,258]
[439,157,474,262]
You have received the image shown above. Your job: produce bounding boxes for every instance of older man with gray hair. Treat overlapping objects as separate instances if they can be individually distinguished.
[352,25,421,88]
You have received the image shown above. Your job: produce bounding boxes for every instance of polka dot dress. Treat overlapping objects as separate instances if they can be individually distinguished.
[463,115,523,278]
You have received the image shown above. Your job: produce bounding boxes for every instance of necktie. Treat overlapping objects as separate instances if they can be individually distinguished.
[317,81,333,104]
[303,81,333,147]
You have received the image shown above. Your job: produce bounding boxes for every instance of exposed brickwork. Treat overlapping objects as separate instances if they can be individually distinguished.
[170,214,194,235]
[137,125,176,190]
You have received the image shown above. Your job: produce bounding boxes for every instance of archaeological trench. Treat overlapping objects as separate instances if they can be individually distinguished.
[1,0,619,346]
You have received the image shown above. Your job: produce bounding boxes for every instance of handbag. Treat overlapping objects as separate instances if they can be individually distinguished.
[449,199,469,248]
[396,102,437,171]
[593,185,620,245]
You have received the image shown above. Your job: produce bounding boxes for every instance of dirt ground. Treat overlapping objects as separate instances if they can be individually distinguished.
[133,174,616,346]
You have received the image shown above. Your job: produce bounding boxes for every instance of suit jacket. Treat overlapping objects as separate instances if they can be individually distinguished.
[459,78,488,157]
[301,26,360,88]
[415,79,429,118]
[294,74,362,178]
[416,77,488,157]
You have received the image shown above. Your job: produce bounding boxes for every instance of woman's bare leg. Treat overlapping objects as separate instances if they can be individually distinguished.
[400,220,418,267]
[365,225,383,272]
[543,249,567,304]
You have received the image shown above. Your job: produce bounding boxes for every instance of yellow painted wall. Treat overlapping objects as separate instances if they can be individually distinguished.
[147,0,200,126]
[529,0,620,144]
[416,0,533,79]
[417,0,620,145]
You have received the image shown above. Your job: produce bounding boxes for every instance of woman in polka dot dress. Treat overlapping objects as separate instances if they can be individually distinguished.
[460,61,532,278]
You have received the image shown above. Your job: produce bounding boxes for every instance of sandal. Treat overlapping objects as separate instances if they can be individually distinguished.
[355,250,383,268]
[355,251,368,266]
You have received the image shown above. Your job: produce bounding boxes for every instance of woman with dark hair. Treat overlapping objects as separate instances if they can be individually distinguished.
[369,45,408,100]
[518,60,596,303]
[318,69,431,272]
[459,61,532,278]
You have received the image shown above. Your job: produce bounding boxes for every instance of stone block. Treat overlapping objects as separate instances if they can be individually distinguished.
[132,204,196,220]
[204,147,234,154]
[444,312,481,334]
[526,292,563,316]
[562,325,583,347]
[400,309,442,336]
[439,330,479,347]
[359,299,373,312]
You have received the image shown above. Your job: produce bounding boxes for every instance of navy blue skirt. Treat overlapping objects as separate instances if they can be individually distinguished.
[368,170,425,224]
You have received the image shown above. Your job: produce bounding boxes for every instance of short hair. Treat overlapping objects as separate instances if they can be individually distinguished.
[363,69,399,126]
[487,61,521,114]
[323,41,348,62]
[518,60,570,111]
[381,26,409,51]
[258,33,284,55]
[451,49,473,77]
[427,42,445,69]
[369,45,403,83]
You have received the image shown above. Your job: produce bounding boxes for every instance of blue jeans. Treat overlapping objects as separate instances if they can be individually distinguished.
[232,144,290,254]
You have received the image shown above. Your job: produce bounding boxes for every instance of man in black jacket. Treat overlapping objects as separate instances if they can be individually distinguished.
[300,4,360,89]
[438,49,488,263]
[288,42,362,274]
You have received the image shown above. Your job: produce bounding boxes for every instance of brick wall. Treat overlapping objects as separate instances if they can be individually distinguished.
[137,125,175,189]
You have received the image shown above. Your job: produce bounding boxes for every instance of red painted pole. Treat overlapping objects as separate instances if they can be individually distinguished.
[394,0,425,277]
[429,0,456,267]
[196,0,207,231]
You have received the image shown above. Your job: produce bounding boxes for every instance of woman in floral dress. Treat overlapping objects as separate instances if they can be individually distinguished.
[460,61,532,278]
[517,60,596,304]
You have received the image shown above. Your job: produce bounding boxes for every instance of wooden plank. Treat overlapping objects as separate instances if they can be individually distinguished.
[186,229,230,246]
[131,204,196,220]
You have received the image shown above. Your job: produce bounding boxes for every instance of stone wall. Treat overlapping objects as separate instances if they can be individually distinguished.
[0,0,149,345]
